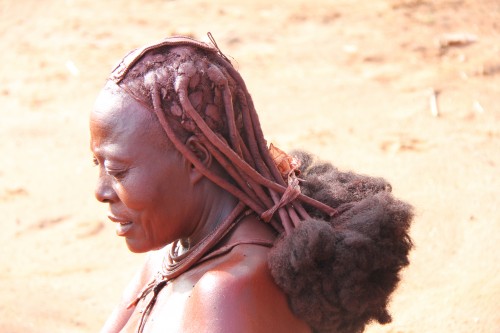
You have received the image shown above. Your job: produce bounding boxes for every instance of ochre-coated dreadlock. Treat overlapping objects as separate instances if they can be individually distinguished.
[108,36,413,333]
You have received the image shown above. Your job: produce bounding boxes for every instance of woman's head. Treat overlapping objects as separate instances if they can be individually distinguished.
[109,37,290,224]
[91,36,335,252]
[90,36,281,253]
[91,81,222,253]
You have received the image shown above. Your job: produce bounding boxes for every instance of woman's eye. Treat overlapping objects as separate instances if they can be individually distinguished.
[92,157,99,166]
[107,169,128,180]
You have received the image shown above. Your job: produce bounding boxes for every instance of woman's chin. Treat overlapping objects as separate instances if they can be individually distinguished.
[125,239,150,253]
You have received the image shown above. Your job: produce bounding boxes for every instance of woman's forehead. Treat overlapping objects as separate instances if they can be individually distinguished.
[92,83,154,136]
[91,81,172,156]
[94,82,143,115]
[95,81,129,110]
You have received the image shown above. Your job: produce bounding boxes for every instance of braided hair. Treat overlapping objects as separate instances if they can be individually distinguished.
[109,36,413,333]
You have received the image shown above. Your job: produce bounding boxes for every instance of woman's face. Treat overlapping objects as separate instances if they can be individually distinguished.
[90,82,196,253]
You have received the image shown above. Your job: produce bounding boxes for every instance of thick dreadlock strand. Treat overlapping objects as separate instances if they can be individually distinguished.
[204,53,337,221]
[176,67,314,223]
[206,65,242,158]
[150,85,265,215]
[234,89,261,169]
[234,97,291,227]
[198,135,272,211]
[203,67,282,221]
[233,87,313,227]
[174,59,297,232]
[238,135,257,170]
[218,63,284,186]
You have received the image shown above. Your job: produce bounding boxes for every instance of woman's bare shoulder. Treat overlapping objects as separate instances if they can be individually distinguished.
[180,244,312,333]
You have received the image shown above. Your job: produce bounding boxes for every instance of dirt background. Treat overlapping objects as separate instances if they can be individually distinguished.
[0,0,499,332]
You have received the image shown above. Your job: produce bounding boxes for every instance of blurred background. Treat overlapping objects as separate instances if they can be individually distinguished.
[0,0,498,332]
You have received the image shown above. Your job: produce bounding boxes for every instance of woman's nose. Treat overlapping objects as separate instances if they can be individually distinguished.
[94,173,117,203]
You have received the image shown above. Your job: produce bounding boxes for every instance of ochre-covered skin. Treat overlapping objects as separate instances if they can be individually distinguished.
[100,216,311,333]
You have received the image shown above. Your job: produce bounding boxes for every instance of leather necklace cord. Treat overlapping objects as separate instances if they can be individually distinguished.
[161,202,247,279]
[133,236,274,333]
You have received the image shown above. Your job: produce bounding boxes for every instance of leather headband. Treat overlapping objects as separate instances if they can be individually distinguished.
[109,35,220,84]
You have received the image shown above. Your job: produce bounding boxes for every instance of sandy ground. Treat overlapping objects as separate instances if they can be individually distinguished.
[0,0,499,332]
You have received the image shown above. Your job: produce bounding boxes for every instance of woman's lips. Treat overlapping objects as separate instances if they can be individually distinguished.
[107,215,133,236]
[115,221,133,236]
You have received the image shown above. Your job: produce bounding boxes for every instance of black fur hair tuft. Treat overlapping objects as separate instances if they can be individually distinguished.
[268,151,413,333]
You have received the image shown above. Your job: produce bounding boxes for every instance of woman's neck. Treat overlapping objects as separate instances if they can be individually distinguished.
[180,182,239,253]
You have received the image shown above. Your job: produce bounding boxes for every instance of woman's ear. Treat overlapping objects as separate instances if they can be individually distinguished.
[185,136,212,184]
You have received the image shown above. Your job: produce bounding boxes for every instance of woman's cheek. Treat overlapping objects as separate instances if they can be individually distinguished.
[118,180,154,210]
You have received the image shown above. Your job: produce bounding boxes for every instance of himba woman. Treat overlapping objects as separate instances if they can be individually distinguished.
[90,35,413,333]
